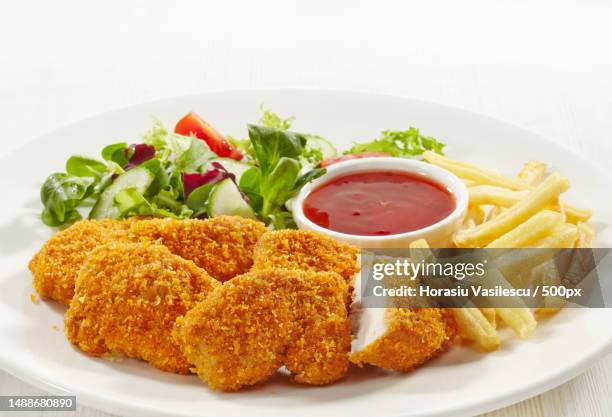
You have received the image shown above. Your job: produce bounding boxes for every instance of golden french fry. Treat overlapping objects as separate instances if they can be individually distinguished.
[486,210,562,248]
[452,308,500,351]
[563,203,593,224]
[461,206,486,230]
[409,239,434,268]
[469,186,529,207]
[468,185,590,224]
[536,307,562,316]
[532,223,578,248]
[486,206,505,222]
[495,308,537,338]
[479,308,497,328]
[423,151,530,190]
[454,173,570,248]
[409,239,430,250]
[463,179,478,187]
[518,161,547,186]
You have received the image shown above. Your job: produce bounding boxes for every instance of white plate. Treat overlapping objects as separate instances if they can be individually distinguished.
[0,89,611,417]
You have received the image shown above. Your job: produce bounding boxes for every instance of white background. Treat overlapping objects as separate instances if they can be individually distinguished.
[1,1,611,416]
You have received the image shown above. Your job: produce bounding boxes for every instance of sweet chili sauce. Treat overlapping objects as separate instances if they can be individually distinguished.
[302,171,455,236]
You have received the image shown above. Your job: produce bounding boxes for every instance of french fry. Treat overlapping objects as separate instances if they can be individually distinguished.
[468,185,591,223]
[532,223,578,248]
[486,206,505,221]
[461,206,486,230]
[423,151,530,190]
[409,239,431,250]
[495,308,537,338]
[454,173,570,248]
[536,307,562,316]
[452,308,500,351]
[409,239,433,263]
[563,203,593,224]
[469,186,529,207]
[517,161,547,186]
[479,308,497,327]
[486,210,562,248]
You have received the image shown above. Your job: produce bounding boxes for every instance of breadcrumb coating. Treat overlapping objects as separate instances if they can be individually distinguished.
[252,230,360,284]
[172,268,350,391]
[127,216,267,282]
[64,242,219,374]
[350,308,456,372]
[29,219,132,305]
[29,215,266,305]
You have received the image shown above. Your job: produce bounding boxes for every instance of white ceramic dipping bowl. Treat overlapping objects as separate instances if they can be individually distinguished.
[292,157,468,248]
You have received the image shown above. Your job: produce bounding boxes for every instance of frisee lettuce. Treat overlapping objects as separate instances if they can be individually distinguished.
[259,104,295,130]
[345,128,445,158]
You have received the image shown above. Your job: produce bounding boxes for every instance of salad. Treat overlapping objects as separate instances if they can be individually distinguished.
[39,107,445,229]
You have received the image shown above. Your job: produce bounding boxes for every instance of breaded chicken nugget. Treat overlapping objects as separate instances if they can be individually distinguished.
[252,230,359,284]
[350,306,456,372]
[29,219,132,305]
[126,216,267,282]
[173,269,350,391]
[30,216,266,305]
[65,242,219,374]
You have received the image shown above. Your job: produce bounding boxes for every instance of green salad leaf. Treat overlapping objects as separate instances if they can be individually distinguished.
[40,173,94,227]
[345,128,445,158]
[142,119,192,160]
[186,183,216,217]
[173,137,214,172]
[228,136,254,159]
[259,105,295,130]
[239,125,325,227]
[101,143,129,166]
[65,156,108,178]
[248,124,307,173]
[229,106,337,167]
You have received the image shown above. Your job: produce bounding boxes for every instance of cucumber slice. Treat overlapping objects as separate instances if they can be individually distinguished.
[89,167,155,219]
[207,178,257,219]
[306,135,337,159]
[206,158,252,181]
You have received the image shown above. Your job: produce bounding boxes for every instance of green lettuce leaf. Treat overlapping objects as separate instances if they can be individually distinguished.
[345,128,445,158]
[40,173,94,227]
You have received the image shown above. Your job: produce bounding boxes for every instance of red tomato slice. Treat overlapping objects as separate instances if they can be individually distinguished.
[320,152,391,168]
[174,112,243,160]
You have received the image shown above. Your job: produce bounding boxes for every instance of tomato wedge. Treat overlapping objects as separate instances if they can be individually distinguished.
[320,152,391,167]
[174,112,243,160]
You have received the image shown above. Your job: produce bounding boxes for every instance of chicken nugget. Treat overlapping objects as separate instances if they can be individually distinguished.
[29,219,132,305]
[350,306,456,372]
[127,215,267,282]
[65,242,219,374]
[173,268,350,391]
[252,230,359,284]
[30,216,267,305]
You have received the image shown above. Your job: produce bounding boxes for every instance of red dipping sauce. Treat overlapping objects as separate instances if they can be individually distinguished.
[302,171,456,236]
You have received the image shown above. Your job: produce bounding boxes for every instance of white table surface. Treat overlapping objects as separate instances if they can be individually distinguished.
[1,1,611,416]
